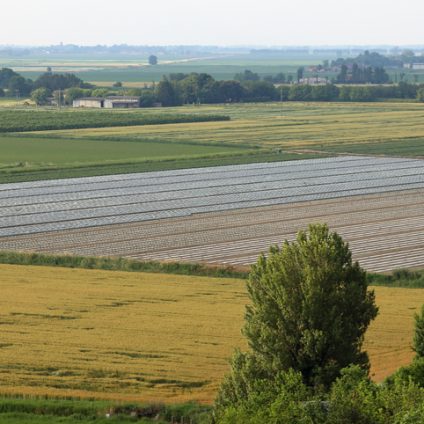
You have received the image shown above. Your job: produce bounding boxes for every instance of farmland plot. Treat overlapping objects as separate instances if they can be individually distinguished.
[1,156,424,272]
[0,264,421,402]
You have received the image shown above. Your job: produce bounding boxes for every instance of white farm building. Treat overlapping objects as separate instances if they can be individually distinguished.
[104,96,140,108]
[73,98,104,108]
[73,96,140,108]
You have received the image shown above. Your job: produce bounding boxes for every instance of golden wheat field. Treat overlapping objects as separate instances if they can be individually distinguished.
[0,264,422,403]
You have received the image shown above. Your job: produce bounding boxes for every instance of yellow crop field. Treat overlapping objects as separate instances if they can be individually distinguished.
[0,264,422,403]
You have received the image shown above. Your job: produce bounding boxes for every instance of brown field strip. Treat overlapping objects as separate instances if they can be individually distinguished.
[3,188,424,273]
[0,264,421,403]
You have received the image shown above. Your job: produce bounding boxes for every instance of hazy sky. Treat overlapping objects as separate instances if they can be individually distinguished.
[2,0,423,46]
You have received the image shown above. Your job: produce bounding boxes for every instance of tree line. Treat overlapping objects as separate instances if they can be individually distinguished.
[0,67,91,98]
[152,74,424,105]
[1,67,424,105]
[336,63,390,84]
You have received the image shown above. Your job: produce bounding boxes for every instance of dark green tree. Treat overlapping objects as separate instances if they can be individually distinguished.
[31,87,50,105]
[155,78,180,106]
[139,89,156,107]
[337,65,348,83]
[8,75,33,96]
[64,87,89,104]
[34,73,83,90]
[414,305,424,357]
[216,224,378,411]
[418,88,424,102]
[296,66,304,82]
[242,80,277,102]
[0,68,22,89]
[217,80,245,103]
[148,55,158,65]
[234,69,260,82]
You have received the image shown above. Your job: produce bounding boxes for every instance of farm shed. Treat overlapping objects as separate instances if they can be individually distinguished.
[73,98,104,108]
[403,63,424,70]
[104,96,140,109]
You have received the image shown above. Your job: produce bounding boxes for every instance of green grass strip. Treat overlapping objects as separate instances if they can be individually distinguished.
[0,251,249,279]
[1,251,424,287]
[0,397,211,423]
[0,151,326,184]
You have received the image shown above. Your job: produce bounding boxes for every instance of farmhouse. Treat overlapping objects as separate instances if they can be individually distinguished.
[104,96,140,108]
[73,97,104,108]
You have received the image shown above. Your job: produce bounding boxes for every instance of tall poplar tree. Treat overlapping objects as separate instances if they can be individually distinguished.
[216,224,378,411]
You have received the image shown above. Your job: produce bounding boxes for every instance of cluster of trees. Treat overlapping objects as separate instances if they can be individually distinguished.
[0,68,33,97]
[2,66,424,106]
[332,50,401,68]
[53,76,423,106]
[214,224,424,423]
[235,69,295,84]
[336,63,390,84]
[279,81,424,102]
[263,72,291,84]
[143,74,424,106]
[152,73,279,106]
[333,49,424,68]
[0,67,93,104]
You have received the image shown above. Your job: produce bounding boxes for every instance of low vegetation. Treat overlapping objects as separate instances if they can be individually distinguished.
[0,251,247,279]
[368,269,424,288]
[0,109,229,133]
[1,251,423,287]
[0,398,211,423]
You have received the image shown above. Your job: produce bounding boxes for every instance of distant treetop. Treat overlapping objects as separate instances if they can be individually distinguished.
[148,55,158,65]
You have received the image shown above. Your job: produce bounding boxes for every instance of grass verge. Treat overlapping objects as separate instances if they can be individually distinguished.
[368,269,424,288]
[0,398,211,423]
[0,251,423,287]
[0,251,248,279]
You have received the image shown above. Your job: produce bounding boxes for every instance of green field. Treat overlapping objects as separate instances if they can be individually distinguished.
[1,101,424,183]
[0,136,245,167]
[0,54,333,84]
[4,53,424,84]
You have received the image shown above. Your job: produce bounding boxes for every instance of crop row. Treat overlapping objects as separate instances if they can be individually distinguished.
[0,109,229,133]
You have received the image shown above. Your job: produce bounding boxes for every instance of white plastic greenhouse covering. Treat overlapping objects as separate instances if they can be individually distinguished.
[1,155,424,237]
